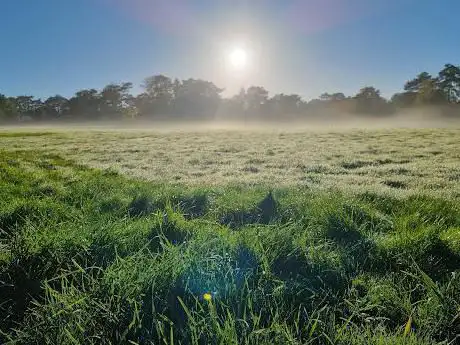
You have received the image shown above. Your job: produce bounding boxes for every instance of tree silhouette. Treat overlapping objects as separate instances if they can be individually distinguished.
[0,94,17,122]
[1,62,459,124]
[67,89,101,119]
[246,86,268,115]
[437,64,460,103]
[354,87,392,114]
[417,78,445,104]
[44,95,68,119]
[100,82,133,119]
[391,92,417,108]
[174,79,223,118]
[270,94,303,115]
[404,72,433,93]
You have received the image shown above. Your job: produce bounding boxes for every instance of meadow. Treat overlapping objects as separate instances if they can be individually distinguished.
[0,127,459,344]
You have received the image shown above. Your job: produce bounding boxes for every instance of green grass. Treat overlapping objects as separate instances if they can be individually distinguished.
[0,128,459,198]
[0,129,459,344]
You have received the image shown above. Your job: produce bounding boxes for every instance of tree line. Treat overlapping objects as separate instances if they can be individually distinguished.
[1,63,459,123]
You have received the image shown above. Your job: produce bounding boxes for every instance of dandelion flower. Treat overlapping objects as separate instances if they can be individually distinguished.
[203,293,212,301]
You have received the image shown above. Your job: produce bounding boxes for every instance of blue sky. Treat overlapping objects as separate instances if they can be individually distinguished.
[1,0,459,100]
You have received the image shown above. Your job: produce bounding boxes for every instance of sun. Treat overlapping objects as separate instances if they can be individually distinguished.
[228,48,248,70]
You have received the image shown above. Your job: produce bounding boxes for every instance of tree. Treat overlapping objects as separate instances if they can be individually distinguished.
[331,93,346,102]
[174,79,223,117]
[172,78,182,101]
[44,95,68,118]
[100,82,133,118]
[234,88,248,109]
[142,75,173,99]
[319,93,332,101]
[220,88,248,118]
[68,89,101,119]
[402,68,454,105]
[271,93,303,115]
[141,75,174,116]
[391,92,417,108]
[246,86,268,114]
[404,72,433,93]
[14,96,34,117]
[417,78,445,104]
[354,86,391,114]
[133,93,150,118]
[11,96,44,121]
[437,64,460,103]
[356,87,380,99]
[0,94,17,122]
[319,92,346,102]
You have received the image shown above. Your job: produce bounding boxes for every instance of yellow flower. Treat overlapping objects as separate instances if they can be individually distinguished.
[203,293,212,301]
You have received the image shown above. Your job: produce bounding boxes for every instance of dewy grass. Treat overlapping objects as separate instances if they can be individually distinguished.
[0,128,459,198]
[0,131,459,345]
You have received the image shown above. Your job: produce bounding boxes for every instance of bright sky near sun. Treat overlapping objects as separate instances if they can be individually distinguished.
[1,0,459,100]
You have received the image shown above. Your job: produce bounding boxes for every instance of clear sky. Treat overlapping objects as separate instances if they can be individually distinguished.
[1,0,459,100]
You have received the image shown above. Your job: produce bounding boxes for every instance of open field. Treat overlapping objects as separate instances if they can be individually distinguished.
[0,127,459,344]
[0,127,459,197]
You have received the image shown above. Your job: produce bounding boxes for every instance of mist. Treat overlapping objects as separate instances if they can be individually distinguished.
[2,65,460,130]
[2,108,458,135]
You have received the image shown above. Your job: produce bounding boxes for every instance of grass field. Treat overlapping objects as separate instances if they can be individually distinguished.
[1,128,459,197]
[0,128,459,344]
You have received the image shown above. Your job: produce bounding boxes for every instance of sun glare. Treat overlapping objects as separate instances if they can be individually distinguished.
[229,48,248,70]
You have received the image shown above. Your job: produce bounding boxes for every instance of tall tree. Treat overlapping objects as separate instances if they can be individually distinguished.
[319,93,332,101]
[68,89,101,119]
[404,72,433,93]
[174,79,223,117]
[100,82,133,118]
[0,94,17,122]
[142,75,173,99]
[391,92,417,108]
[222,88,248,118]
[355,86,381,99]
[417,78,445,104]
[437,64,460,103]
[14,96,34,116]
[44,95,68,118]
[12,96,44,121]
[246,86,268,114]
[141,75,174,116]
[354,86,391,114]
[271,93,303,115]
[330,93,346,101]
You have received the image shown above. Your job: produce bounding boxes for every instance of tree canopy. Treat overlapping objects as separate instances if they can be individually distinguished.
[1,63,459,123]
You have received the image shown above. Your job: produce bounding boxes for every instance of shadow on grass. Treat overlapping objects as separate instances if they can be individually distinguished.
[128,196,157,217]
[324,206,387,273]
[0,259,43,331]
[148,214,191,249]
[0,202,71,237]
[220,192,278,229]
[0,243,90,333]
[128,194,208,220]
[385,235,460,280]
[97,197,126,214]
[383,180,408,189]
[421,240,460,276]
[326,214,364,244]
[0,205,31,235]
[341,160,373,169]
[175,194,208,220]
